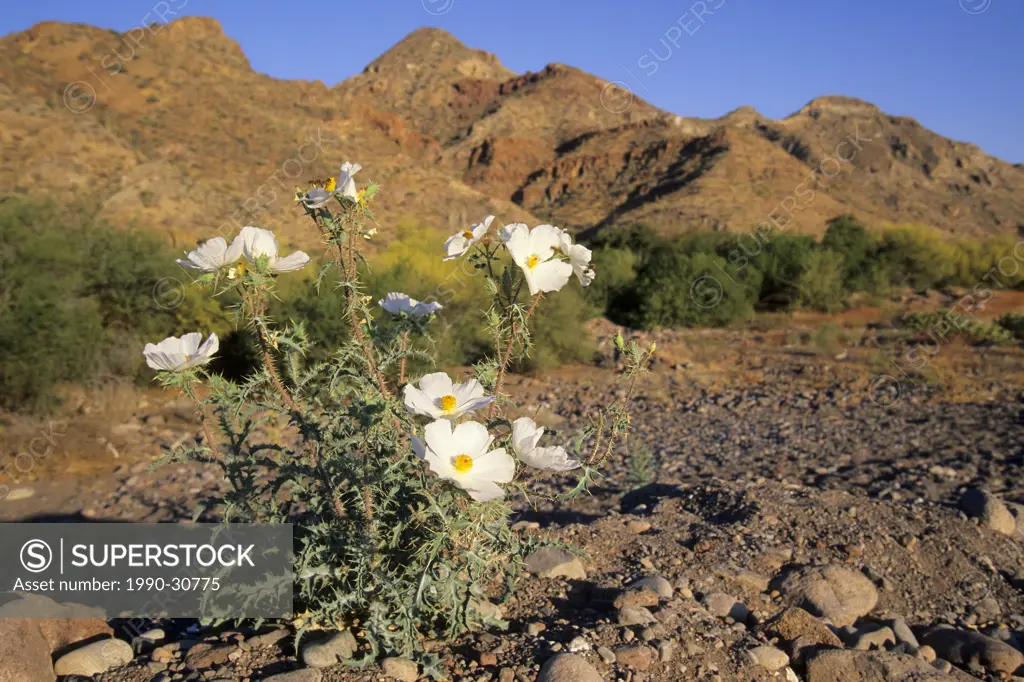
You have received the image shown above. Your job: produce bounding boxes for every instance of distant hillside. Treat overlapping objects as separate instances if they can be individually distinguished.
[1,19,1022,252]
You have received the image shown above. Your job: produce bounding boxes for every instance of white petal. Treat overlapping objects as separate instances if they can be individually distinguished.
[196,332,219,358]
[528,224,561,261]
[240,226,279,262]
[511,417,544,457]
[270,251,311,273]
[381,292,415,315]
[469,447,515,483]
[527,259,573,294]
[462,480,506,502]
[520,445,580,472]
[443,234,471,261]
[412,433,426,459]
[457,395,495,416]
[412,300,443,316]
[453,378,485,403]
[500,223,528,247]
[418,372,454,400]
[424,419,456,458]
[423,445,455,479]
[404,385,442,418]
[449,421,492,458]
[178,332,204,355]
[224,234,244,264]
[303,188,331,208]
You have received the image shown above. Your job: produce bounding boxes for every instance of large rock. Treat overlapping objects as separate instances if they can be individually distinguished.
[761,608,843,648]
[746,645,790,672]
[960,488,1017,535]
[53,638,133,677]
[380,657,419,681]
[536,653,604,682]
[775,565,878,627]
[37,617,114,650]
[703,592,750,622]
[628,575,673,599]
[0,620,55,682]
[0,615,114,682]
[920,626,1024,676]
[806,649,974,681]
[300,630,357,668]
[525,548,587,580]
[617,605,657,626]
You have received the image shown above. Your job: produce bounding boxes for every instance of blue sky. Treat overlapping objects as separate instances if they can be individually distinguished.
[4,0,1022,162]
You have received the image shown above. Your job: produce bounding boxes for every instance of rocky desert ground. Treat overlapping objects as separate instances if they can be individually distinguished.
[2,297,1024,682]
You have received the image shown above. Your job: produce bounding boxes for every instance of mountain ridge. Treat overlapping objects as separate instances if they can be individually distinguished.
[1,18,1021,249]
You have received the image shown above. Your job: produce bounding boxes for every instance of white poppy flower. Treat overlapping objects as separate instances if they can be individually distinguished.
[238,226,311,273]
[511,417,581,471]
[443,215,494,261]
[338,162,361,201]
[403,372,494,420]
[557,230,596,287]
[502,223,574,295]
[143,332,219,371]
[176,237,243,272]
[302,187,331,209]
[379,292,443,318]
[419,420,515,502]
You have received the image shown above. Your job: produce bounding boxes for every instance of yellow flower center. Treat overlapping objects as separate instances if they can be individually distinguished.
[526,254,540,269]
[463,230,474,239]
[453,454,474,473]
[324,177,336,192]
[184,354,190,361]
[439,395,458,412]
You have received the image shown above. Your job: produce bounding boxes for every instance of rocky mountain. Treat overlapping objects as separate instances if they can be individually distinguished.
[1,18,1022,251]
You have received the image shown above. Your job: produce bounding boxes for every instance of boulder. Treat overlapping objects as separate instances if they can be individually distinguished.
[525,548,587,580]
[53,638,133,677]
[300,630,357,668]
[0,620,55,682]
[805,649,975,682]
[0,615,114,682]
[536,654,604,682]
[920,626,1023,676]
[960,488,1016,535]
[774,565,878,627]
[380,657,419,681]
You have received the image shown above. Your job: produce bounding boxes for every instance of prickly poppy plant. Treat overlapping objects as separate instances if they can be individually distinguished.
[144,163,654,669]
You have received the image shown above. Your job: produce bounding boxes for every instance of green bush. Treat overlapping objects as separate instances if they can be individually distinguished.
[587,246,639,320]
[901,310,1013,345]
[823,215,874,289]
[796,249,847,312]
[996,313,1024,341]
[0,197,230,410]
[629,246,761,329]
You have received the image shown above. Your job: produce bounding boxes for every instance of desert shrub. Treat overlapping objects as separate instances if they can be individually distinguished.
[0,197,228,410]
[796,249,847,312]
[901,310,1013,345]
[587,247,640,321]
[751,233,820,310]
[629,245,761,329]
[996,313,1024,341]
[869,224,960,291]
[822,214,874,289]
[152,170,654,663]
[950,235,1024,288]
[588,223,665,261]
